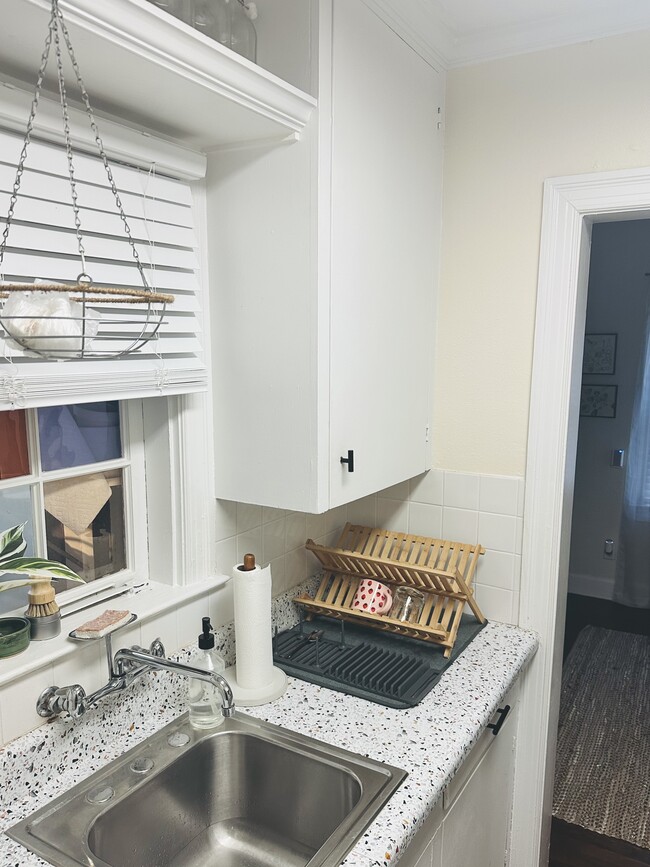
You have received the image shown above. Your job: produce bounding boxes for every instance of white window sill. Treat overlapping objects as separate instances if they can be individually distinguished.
[0,576,228,690]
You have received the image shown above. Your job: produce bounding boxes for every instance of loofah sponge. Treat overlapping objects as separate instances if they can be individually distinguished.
[1,290,99,358]
[73,609,131,639]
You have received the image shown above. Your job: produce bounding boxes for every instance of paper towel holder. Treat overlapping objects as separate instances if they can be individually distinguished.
[225,555,288,706]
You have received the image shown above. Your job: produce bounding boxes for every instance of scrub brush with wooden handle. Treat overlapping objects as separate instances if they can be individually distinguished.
[25,578,60,618]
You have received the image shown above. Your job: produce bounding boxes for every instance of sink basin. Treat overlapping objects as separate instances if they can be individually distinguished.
[8,711,406,867]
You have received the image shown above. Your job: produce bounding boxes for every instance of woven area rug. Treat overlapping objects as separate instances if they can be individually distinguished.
[553,625,650,849]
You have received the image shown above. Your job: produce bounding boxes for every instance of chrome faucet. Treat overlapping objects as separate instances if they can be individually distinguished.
[37,637,235,721]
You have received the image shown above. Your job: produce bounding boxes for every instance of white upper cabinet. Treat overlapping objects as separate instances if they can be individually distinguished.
[209,0,443,513]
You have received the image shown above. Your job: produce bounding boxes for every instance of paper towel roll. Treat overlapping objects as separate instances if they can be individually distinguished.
[232,561,275,690]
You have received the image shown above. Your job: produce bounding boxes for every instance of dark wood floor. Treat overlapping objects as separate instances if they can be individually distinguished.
[549,818,650,867]
[550,594,650,867]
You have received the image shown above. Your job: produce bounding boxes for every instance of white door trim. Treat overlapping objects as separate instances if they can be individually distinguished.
[509,165,650,867]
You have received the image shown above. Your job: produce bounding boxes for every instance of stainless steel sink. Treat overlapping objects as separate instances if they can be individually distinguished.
[8,711,406,867]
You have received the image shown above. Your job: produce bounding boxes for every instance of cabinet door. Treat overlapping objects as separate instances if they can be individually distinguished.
[399,824,443,867]
[328,0,443,506]
[441,708,517,867]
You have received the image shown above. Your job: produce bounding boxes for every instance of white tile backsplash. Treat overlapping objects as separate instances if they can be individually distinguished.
[479,475,519,515]
[1,663,54,743]
[408,501,443,538]
[236,526,262,563]
[213,471,523,630]
[285,511,307,552]
[476,549,517,590]
[515,517,524,555]
[268,554,287,595]
[53,641,105,698]
[443,471,480,510]
[409,469,444,505]
[236,502,262,534]
[214,498,237,541]
[346,494,377,527]
[517,478,526,518]
[175,595,211,649]
[474,583,515,623]
[442,506,479,543]
[214,536,238,575]
[285,546,309,588]
[376,497,410,531]
[378,479,410,501]
[478,512,517,553]
[140,609,178,655]
[262,517,286,563]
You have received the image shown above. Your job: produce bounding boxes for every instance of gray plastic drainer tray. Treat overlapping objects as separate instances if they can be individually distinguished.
[273,613,487,709]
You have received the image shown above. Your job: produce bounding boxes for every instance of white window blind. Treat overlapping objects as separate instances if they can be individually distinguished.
[0,128,207,409]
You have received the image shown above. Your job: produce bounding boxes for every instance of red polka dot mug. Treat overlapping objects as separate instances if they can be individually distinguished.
[351,579,393,615]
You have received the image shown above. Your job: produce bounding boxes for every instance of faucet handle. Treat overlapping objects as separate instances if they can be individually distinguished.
[37,684,87,719]
[149,638,165,658]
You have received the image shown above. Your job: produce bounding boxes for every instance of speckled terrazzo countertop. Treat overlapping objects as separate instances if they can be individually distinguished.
[0,585,537,867]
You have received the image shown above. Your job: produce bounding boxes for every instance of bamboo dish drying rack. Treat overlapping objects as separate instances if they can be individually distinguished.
[298,523,486,657]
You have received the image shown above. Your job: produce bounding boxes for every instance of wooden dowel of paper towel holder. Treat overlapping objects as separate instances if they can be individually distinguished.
[239,553,256,572]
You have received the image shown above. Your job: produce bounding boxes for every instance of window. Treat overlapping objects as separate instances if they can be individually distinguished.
[0,400,147,616]
[0,92,215,632]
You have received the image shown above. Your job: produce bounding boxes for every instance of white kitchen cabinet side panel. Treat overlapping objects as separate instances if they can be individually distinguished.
[207,128,324,511]
[328,0,443,507]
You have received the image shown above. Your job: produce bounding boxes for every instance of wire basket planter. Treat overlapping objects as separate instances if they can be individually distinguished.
[0,0,174,361]
[0,282,174,360]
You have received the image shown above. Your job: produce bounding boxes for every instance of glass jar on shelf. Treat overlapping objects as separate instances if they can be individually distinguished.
[190,0,220,41]
[147,0,191,25]
[228,0,257,63]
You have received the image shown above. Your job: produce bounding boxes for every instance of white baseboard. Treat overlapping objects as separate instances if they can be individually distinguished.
[568,572,614,601]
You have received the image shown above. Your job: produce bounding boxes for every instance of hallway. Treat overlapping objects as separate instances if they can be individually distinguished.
[549,594,650,867]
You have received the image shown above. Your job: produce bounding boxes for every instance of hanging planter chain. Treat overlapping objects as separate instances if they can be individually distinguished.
[0,0,174,360]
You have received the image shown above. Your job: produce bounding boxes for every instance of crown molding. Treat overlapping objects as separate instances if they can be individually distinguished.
[368,0,650,70]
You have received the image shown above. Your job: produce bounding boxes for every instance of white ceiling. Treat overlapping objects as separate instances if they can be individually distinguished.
[375,0,650,68]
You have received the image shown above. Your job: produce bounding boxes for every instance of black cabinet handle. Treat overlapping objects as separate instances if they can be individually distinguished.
[340,450,354,473]
[487,704,510,737]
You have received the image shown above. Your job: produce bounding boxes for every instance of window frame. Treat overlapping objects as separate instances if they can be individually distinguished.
[0,399,149,616]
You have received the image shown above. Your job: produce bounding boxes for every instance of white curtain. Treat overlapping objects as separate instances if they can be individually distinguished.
[614,305,650,608]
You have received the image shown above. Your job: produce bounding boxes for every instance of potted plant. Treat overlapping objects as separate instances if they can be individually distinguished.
[0,523,84,648]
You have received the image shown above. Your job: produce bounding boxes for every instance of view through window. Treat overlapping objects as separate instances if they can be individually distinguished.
[0,402,129,615]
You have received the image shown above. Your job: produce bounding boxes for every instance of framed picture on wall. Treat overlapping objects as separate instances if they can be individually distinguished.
[580,384,618,418]
[582,333,617,375]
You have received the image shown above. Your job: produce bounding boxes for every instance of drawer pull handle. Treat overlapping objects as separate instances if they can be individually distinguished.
[487,704,510,737]
[340,450,354,473]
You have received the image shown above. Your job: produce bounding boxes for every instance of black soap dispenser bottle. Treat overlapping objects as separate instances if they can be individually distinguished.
[188,616,226,729]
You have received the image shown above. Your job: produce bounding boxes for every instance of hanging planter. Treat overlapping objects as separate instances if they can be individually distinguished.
[0,0,174,361]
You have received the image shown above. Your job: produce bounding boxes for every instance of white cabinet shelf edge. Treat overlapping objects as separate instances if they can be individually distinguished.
[6,0,316,149]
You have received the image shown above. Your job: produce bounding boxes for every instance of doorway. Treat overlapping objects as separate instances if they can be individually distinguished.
[509,168,650,867]
[548,219,650,866]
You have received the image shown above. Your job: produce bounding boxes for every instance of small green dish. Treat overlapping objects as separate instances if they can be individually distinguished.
[0,617,31,659]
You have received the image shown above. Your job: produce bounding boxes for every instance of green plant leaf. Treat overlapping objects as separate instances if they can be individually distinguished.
[0,556,84,586]
[0,524,27,563]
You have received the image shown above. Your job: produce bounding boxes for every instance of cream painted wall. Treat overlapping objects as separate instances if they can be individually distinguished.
[436,30,650,476]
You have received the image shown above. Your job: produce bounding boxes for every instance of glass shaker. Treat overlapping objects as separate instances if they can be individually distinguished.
[228,0,257,63]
